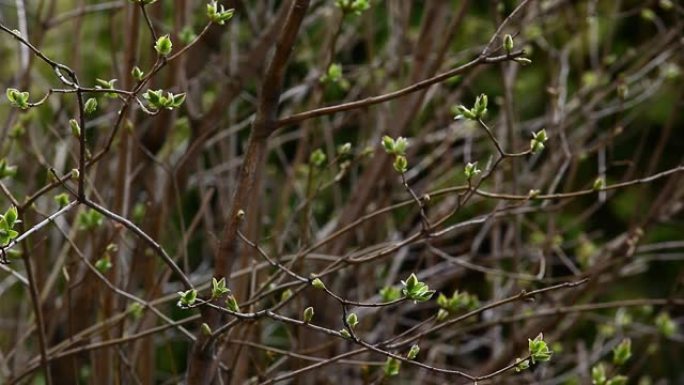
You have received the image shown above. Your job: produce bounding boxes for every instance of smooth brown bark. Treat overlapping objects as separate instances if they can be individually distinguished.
[186,1,310,384]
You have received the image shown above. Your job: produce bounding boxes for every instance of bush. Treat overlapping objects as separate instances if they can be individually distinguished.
[0,1,682,384]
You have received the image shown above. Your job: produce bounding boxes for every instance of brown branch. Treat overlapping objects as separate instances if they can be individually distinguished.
[83,199,193,290]
[276,51,525,127]
[17,214,54,385]
[215,0,310,279]
[186,2,311,384]
[386,278,589,349]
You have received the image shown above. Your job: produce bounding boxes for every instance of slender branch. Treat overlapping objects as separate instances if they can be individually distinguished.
[83,199,193,290]
[188,2,312,384]
[276,51,525,127]
[139,3,158,43]
[386,278,589,349]
[1,201,78,253]
[481,0,534,56]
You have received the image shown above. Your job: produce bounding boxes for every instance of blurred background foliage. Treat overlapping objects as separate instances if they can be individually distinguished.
[0,0,683,384]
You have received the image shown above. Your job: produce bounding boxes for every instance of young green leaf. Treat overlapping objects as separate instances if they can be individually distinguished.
[280,289,293,302]
[453,105,476,120]
[393,137,408,155]
[225,295,240,312]
[131,66,144,81]
[406,344,420,360]
[437,290,480,314]
[593,177,606,191]
[179,26,196,44]
[177,289,198,307]
[464,162,481,179]
[303,306,314,323]
[381,135,395,153]
[346,313,359,328]
[379,286,401,302]
[207,1,235,25]
[128,302,144,319]
[311,278,326,290]
[403,273,418,292]
[95,78,118,98]
[4,206,18,229]
[0,159,17,179]
[155,35,173,56]
[55,193,70,208]
[592,363,607,385]
[515,357,530,372]
[528,333,552,364]
[401,273,435,303]
[530,129,548,154]
[69,119,81,138]
[436,308,449,322]
[453,94,488,120]
[78,209,104,231]
[95,255,112,273]
[606,376,628,385]
[514,57,533,65]
[310,149,327,168]
[211,277,230,299]
[393,155,408,173]
[171,93,186,108]
[320,63,347,89]
[337,142,352,155]
[6,88,30,109]
[381,136,408,156]
[612,338,632,366]
[84,98,98,114]
[335,0,371,16]
[473,93,488,118]
[504,34,514,54]
[383,357,401,377]
[655,312,677,337]
[200,323,212,336]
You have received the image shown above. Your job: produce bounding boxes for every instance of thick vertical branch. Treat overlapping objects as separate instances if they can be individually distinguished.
[216,0,309,281]
[119,3,141,383]
[186,1,310,384]
[17,215,53,385]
